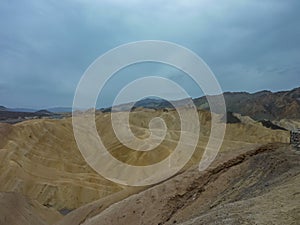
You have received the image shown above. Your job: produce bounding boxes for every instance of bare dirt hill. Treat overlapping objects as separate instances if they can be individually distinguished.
[0,118,125,212]
[63,144,299,225]
[0,192,62,225]
[0,109,291,222]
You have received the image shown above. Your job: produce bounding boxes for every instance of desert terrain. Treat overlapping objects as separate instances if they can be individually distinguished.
[1,0,299,224]
[0,88,299,225]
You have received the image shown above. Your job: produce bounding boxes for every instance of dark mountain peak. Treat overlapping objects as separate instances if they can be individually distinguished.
[252,90,272,97]
[288,87,300,98]
[133,97,173,109]
[34,110,53,116]
[192,86,300,121]
[224,91,250,95]
[291,87,300,92]
[46,107,72,113]
[0,106,7,111]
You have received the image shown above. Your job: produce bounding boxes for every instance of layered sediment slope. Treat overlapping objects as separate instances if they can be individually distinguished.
[0,109,289,214]
[60,144,299,225]
[0,192,62,225]
[0,118,124,211]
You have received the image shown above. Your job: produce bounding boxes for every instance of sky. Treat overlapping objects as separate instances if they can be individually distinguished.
[0,0,300,108]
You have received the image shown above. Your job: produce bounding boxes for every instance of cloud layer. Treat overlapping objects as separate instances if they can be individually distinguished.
[0,0,299,108]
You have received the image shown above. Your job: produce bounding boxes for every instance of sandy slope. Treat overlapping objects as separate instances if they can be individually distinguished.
[0,118,124,211]
[0,192,62,225]
[0,109,290,216]
[65,144,299,225]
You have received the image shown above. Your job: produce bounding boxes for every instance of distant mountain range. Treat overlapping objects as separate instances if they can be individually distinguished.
[194,87,300,120]
[129,87,300,121]
[0,106,72,113]
[1,87,299,123]
[0,108,66,124]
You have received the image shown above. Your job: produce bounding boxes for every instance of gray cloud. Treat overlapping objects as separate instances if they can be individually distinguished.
[0,0,299,108]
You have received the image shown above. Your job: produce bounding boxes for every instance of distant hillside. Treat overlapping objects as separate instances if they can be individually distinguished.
[0,106,72,113]
[47,107,72,113]
[2,87,300,121]
[0,109,62,124]
[10,108,36,112]
[34,110,53,116]
[100,98,175,112]
[194,87,300,120]
[107,87,300,121]
[133,98,173,109]
[0,106,36,112]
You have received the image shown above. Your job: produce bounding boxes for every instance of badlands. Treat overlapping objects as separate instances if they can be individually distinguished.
[0,107,299,224]
[0,88,300,224]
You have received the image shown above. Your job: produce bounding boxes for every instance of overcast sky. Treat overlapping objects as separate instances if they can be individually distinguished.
[1,0,300,108]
